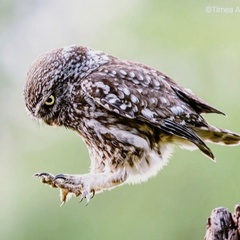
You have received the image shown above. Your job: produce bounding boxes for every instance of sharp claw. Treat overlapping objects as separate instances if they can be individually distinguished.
[90,189,95,199]
[86,189,95,205]
[78,189,95,204]
[85,192,90,206]
[54,174,66,180]
[34,172,57,186]
[80,191,89,204]
[34,172,50,177]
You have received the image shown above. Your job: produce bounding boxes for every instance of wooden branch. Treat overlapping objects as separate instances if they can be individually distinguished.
[204,204,240,240]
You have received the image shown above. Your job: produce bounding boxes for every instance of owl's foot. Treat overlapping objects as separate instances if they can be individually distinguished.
[35,171,128,205]
[35,172,95,205]
[54,174,96,204]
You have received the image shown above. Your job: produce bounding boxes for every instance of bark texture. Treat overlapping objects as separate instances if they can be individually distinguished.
[204,204,240,240]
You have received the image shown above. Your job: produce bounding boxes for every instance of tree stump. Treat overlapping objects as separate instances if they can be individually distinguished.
[204,204,240,240]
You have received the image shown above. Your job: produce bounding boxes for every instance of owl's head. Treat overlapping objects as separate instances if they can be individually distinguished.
[24,45,109,126]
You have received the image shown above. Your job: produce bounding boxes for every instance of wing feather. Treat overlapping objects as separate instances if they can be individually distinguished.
[81,64,217,159]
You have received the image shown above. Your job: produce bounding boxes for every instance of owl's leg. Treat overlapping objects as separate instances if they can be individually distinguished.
[35,171,127,204]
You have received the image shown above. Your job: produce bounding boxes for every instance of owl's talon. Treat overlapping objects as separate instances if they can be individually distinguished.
[34,172,57,187]
[91,189,95,199]
[34,172,47,177]
[54,174,66,180]
[81,189,95,205]
[34,172,53,178]
[39,173,96,204]
[82,191,90,205]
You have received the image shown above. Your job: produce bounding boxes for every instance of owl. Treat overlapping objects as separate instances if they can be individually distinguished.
[24,45,240,204]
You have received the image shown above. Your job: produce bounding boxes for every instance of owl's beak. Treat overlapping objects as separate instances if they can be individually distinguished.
[33,102,56,126]
[43,118,55,126]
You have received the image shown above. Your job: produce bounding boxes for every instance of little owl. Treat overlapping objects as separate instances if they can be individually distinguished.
[24,45,240,204]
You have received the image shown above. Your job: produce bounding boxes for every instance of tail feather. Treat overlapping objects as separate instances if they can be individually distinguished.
[162,120,215,160]
[195,126,240,146]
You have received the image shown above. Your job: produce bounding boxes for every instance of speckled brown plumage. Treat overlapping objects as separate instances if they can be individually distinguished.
[24,45,240,204]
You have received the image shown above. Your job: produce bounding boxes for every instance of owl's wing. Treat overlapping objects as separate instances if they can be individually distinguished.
[81,65,219,159]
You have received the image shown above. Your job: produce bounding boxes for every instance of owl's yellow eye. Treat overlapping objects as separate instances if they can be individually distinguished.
[45,95,55,106]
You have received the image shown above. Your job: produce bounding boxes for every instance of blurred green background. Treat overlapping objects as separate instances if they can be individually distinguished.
[1,0,240,239]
